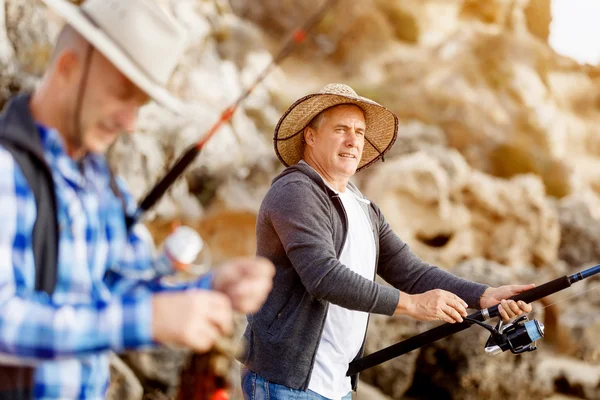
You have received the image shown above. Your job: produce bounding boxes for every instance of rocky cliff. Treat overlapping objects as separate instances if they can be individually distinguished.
[3,0,600,399]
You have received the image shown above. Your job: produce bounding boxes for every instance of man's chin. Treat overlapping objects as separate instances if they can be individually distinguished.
[341,166,359,177]
[86,140,112,155]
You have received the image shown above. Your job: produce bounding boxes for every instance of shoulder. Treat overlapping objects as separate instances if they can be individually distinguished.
[260,173,332,223]
[266,173,328,206]
[0,145,28,192]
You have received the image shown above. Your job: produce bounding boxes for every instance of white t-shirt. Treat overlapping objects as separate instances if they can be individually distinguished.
[308,187,377,399]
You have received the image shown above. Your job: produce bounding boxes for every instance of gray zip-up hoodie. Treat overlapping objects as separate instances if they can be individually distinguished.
[240,161,488,391]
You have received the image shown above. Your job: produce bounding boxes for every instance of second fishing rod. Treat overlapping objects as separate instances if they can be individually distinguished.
[347,264,600,376]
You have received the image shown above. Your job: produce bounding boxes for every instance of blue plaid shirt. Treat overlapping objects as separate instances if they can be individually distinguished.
[0,125,211,399]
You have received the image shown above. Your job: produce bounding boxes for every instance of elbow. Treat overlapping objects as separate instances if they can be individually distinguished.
[305,282,327,300]
[304,276,338,301]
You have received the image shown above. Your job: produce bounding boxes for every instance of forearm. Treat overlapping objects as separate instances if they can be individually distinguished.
[381,255,487,309]
[410,268,488,309]
[296,257,400,315]
[0,286,154,361]
[106,268,213,294]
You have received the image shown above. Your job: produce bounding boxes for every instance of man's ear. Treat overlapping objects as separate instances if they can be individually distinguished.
[304,126,316,146]
[54,50,80,85]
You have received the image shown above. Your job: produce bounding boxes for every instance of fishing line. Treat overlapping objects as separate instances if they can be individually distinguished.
[530,281,600,315]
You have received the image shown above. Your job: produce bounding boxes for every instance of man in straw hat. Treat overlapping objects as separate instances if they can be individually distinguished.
[0,0,274,398]
[240,83,533,399]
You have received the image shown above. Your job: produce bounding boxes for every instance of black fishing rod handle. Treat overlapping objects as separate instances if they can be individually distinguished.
[138,145,200,214]
[485,275,571,319]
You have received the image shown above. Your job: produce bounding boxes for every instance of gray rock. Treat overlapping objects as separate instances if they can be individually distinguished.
[107,352,144,400]
[556,192,600,268]
[121,347,191,398]
[355,380,392,400]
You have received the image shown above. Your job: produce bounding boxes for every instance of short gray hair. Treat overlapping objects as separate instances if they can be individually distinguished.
[307,111,326,130]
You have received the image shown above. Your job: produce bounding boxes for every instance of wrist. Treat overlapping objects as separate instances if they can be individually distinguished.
[394,291,412,316]
[479,287,494,309]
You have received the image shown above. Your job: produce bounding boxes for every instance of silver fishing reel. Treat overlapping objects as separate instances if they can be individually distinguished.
[465,315,544,356]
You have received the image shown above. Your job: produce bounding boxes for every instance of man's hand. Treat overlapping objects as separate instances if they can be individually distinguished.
[212,256,275,314]
[395,289,469,323]
[479,284,535,320]
[152,290,234,353]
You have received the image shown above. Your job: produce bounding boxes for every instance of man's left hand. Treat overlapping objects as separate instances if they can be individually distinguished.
[479,284,535,320]
[213,256,275,314]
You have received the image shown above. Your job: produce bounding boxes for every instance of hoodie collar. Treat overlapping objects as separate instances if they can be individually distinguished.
[273,160,370,204]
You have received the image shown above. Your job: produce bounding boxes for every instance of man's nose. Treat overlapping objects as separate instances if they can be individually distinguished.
[346,130,359,147]
[116,106,139,134]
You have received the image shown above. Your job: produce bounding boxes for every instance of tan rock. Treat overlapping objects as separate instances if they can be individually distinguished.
[535,355,600,399]
[120,347,190,399]
[355,380,392,400]
[463,170,559,267]
[557,276,600,363]
[106,352,144,400]
[4,0,57,77]
[556,191,600,267]
[524,0,551,41]
[361,314,424,399]
[363,150,559,269]
[145,208,257,266]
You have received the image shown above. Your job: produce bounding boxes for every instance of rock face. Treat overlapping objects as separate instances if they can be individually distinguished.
[362,148,559,269]
[4,0,600,399]
[106,353,144,400]
[234,0,600,202]
[359,313,423,398]
[556,191,600,268]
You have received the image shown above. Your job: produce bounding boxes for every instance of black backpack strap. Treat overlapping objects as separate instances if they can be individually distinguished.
[0,139,58,294]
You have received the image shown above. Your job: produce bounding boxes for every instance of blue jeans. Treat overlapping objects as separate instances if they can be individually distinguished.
[241,368,352,400]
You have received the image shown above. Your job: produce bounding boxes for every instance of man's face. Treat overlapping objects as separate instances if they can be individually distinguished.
[305,104,366,180]
[63,50,149,155]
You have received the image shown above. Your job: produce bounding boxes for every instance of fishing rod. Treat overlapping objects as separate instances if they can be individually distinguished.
[347,264,600,376]
[125,0,338,230]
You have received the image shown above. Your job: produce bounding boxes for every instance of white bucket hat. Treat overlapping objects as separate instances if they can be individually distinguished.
[274,83,399,172]
[41,0,188,115]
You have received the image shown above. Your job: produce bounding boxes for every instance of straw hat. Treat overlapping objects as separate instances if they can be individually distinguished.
[274,83,398,171]
[41,0,188,115]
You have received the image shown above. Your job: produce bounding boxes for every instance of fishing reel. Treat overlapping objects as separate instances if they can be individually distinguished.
[465,315,544,356]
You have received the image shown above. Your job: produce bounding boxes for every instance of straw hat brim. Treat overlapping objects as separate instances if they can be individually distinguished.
[42,0,189,116]
[274,93,398,172]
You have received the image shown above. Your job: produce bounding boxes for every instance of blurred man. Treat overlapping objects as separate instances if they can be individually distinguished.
[0,0,273,398]
[240,83,532,400]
